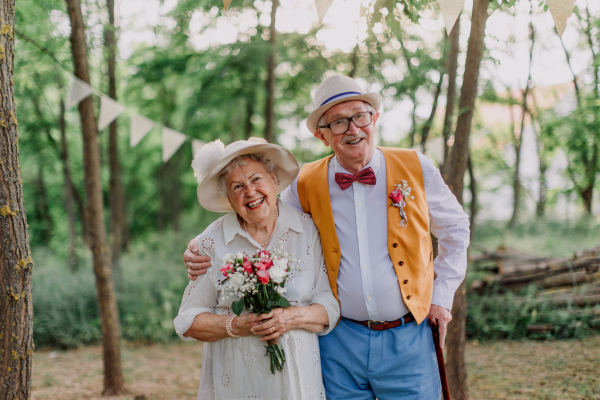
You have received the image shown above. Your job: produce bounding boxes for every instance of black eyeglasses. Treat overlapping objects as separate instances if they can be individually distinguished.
[318,111,374,135]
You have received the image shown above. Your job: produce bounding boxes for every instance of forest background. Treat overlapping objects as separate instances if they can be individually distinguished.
[6,0,600,397]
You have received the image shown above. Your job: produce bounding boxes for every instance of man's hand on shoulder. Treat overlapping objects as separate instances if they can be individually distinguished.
[427,304,452,349]
[184,238,212,280]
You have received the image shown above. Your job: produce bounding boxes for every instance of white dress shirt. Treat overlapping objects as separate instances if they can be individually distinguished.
[280,148,470,321]
[174,200,339,399]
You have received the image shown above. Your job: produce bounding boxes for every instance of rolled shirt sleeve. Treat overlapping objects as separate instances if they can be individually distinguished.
[419,153,470,311]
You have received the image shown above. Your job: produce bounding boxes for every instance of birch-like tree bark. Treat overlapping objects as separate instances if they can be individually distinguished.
[64,0,125,394]
[442,17,461,171]
[0,0,34,397]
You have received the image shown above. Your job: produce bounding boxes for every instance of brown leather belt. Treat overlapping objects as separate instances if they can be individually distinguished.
[345,313,415,331]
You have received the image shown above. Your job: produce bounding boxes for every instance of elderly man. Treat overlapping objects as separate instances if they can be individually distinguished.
[185,75,469,399]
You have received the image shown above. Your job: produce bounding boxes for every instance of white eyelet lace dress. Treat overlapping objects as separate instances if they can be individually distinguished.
[174,200,340,400]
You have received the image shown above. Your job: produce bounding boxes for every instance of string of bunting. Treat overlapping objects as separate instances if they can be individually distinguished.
[65,76,205,163]
[223,0,574,37]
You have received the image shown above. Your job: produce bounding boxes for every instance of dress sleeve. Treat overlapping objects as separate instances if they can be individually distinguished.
[173,245,218,341]
[307,228,340,336]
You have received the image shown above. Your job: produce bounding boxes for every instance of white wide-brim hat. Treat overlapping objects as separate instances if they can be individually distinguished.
[192,137,300,212]
[306,75,382,133]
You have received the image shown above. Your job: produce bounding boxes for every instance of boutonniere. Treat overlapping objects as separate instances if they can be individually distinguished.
[389,180,414,228]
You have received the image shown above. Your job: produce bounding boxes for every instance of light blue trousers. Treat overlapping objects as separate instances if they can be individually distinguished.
[319,317,441,400]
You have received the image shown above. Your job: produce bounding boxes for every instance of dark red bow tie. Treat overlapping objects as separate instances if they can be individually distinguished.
[335,167,376,190]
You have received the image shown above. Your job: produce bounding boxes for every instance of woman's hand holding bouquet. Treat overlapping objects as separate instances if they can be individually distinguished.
[221,249,298,373]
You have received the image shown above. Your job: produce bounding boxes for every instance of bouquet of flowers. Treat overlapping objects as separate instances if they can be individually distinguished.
[220,249,296,373]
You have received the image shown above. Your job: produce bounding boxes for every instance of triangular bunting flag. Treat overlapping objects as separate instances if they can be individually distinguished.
[437,0,464,34]
[547,0,574,37]
[314,0,335,24]
[65,77,94,109]
[98,95,126,131]
[130,114,155,148]
[192,139,206,158]
[162,127,188,162]
[223,0,232,9]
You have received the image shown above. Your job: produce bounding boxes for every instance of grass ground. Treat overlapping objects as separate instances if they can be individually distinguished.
[32,336,600,400]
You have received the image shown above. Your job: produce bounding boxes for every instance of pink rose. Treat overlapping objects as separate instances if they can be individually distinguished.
[257,270,270,284]
[255,262,268,271]
[243,260,253,274]
[390,188,403,204]
[262,258,273,269]
[220,263,233,277]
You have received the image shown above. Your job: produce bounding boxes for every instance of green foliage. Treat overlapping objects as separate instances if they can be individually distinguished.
[33,209,220,348]
[467,288,600,341]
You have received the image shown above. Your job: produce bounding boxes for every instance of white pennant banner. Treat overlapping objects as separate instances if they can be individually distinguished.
[162,127,188,162]
[65,77,94,110]
[130,114,155,148]
[547,0,574,37]
[437,0,464,34]
[192,139,206,158]
[98,95,126,131]
[314,0,335,24]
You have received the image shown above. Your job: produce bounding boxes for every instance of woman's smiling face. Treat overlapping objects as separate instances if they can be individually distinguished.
[225,159,279,226]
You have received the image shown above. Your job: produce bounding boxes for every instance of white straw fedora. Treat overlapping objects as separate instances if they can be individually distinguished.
[306,75,382,133]
[192,137,300,212]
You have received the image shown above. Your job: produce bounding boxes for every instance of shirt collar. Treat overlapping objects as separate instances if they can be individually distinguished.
[332,147,382,175]
[222,199,303,246]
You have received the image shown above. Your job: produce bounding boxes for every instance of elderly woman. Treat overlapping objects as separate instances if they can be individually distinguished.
[174,137,339,400]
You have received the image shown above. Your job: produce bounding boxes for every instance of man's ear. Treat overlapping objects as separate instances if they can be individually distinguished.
[372,112,380,126]
[313,129,330,147]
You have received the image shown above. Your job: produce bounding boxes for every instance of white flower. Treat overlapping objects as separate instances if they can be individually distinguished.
[191,139,226,185]
[228,272,245,290]
[270,263,288,284]
[273,258,288,269]
[222,253,233,263]
[236,252,244,260]
[277,286,287,295]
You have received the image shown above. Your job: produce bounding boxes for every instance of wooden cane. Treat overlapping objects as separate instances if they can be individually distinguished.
[429,318,451,400]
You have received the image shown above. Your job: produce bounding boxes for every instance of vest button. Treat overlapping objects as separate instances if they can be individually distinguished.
[404,280,408,284]
[398,261,404,266]
[393,243,398,248]
[406,295,411,300]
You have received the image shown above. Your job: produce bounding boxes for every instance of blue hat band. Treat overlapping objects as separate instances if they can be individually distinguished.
[319,91,362,107]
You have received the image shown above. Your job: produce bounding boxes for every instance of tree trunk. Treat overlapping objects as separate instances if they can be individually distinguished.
[443,0,490,398]
[245,97,253,139]
[509,2,534,229]
[581,184,594,214]
[0,2,34,398]
[530,90,547,218]
[58,75,79,270]
[442,17,461,172]
[468,152,477,242]
[34,165,53,243]
[264,0,278,143]
[421,72,444,152]
[105,0,126,269]
[64,0,125,395]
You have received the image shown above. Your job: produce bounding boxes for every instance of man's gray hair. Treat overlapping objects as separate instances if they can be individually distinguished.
[317,101,376,128]
[217,154,280,198]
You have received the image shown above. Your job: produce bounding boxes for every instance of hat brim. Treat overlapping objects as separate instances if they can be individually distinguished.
[197,143,300,212]
[306,92,382,133]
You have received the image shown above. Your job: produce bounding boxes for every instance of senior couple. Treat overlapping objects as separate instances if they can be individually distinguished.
[174,75,470,400]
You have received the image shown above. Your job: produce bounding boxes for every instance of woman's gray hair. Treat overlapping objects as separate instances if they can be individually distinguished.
[317,101,376,128]
[217,154,280,198]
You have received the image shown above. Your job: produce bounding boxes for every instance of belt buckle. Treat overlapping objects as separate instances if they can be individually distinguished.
[367,321,371,330]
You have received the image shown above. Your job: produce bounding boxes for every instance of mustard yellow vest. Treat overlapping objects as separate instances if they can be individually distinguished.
[297,147,434,324]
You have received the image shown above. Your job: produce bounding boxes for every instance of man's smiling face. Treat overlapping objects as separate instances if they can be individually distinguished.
[313,100,379,174]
